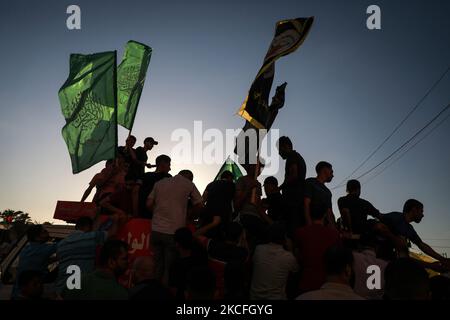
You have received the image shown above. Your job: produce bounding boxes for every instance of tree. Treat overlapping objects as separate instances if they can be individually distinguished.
[1,209,32,227]
[0,209,33,241]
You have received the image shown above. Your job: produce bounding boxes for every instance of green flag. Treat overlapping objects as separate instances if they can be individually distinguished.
[117,40,152,130]
[59,51,118,174]
[214,158,244,183]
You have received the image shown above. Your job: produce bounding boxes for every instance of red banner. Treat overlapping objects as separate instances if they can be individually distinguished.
[53,201,97,223]
[116,218,153,288]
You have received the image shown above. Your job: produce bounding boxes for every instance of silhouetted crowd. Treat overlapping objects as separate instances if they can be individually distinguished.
[8,135,450,300]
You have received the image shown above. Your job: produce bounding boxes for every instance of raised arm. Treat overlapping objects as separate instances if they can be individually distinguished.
[81,184,95,202]
[99,195,127,217]
[234,187,247,213]
[372,222,408,256]
[194,216,221,236]
[416,241,450,264]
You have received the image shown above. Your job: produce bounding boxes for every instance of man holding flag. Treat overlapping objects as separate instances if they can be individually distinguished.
[235,17,314,167]
[233,17,314,253]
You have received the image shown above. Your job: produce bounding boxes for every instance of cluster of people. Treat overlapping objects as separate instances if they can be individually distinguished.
[8,135,450,300]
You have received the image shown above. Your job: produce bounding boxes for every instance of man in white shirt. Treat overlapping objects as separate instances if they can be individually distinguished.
[147,170,203,283]
[352,229,388,300]
[297,245,364,300]
[250,223,298,300]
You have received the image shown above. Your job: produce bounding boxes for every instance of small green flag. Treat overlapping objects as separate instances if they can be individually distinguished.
[214,158,244,183]
[117,40,152,130]
[59,51,118,174]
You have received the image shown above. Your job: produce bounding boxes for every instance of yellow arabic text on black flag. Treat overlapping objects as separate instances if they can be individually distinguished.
[237,17,314,129]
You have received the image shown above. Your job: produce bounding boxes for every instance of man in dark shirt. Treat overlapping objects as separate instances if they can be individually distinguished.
[169,228,207,300]
[380,199,450,269]
[277,136,307,230]
[338,179,380,235]
[129,137,158,183]
[12,225,57,299]
[262,176,284,222]
[117,135,140,216]
[198,171,235,240]
[196,222,249,299]
[304,161,335,227]
[124,137,158,216]
[117,135,137,169]
[63,240,129,300]
[197,222,249,264]
[139,154,172,218]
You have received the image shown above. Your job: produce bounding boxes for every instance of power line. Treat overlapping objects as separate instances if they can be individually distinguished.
[353,103,450,181]
[332,66,450,190]
[360,110,450,186]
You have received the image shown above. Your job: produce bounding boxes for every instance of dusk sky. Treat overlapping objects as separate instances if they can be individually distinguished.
[1,0,449,255]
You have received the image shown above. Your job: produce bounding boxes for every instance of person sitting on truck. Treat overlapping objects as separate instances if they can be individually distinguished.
[55,215,119,295]
[99,179,136,224]
[11,225,57,299]
[62,239,129,300]
[378,199,450,269]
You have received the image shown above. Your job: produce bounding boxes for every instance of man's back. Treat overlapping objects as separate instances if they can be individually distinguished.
[337,195,379,234]
[205,180,235,218]
[283,150,306,195]
[250,243,298,300]
[150,175,202,234]
[12,242,57,298]
[56,230,107,293]
[130,146,148,179]
[304,178,332,211]
[17,242,57,275]
[295,224,340,292]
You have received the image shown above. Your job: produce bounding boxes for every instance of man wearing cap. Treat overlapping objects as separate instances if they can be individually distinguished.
[131,137,158,181]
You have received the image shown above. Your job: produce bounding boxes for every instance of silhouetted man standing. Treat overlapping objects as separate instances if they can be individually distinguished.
[277,136,307,232]
[304,161,336,227]
[338,179,380,235]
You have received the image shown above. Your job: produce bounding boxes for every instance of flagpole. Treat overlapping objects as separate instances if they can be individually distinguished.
[250,151,261,205]
[113,51,118,159]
